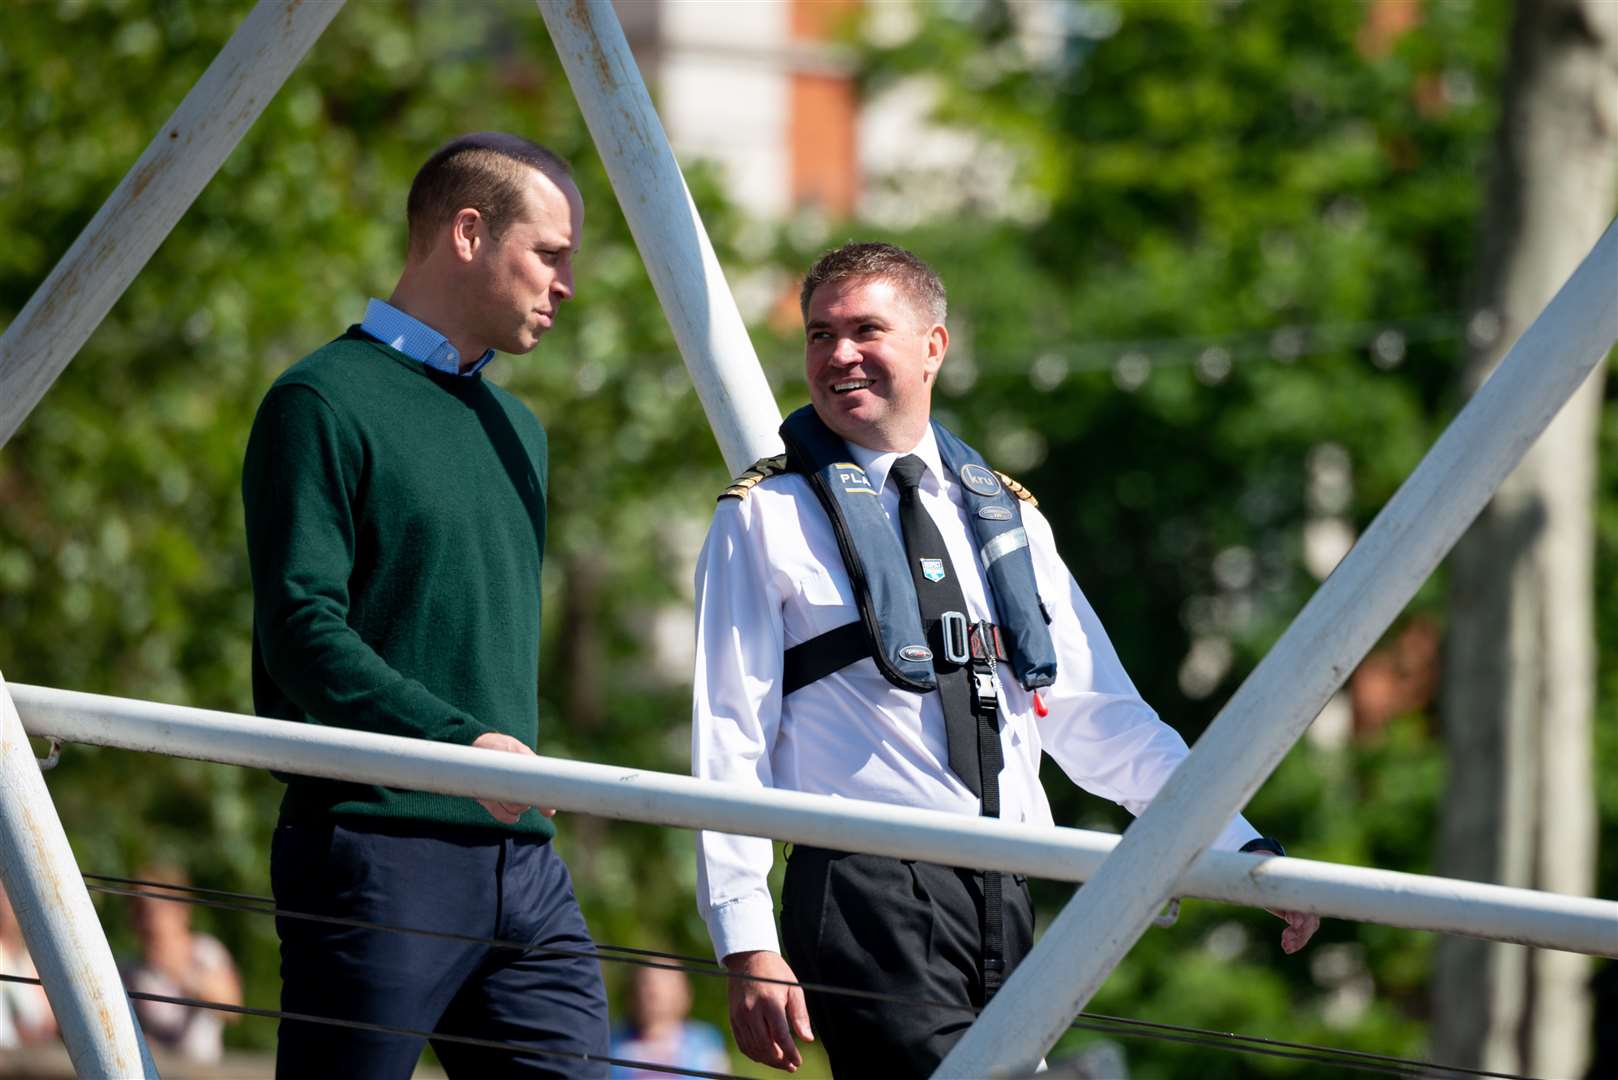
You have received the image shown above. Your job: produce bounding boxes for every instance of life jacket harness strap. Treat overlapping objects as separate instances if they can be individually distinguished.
[783,618,1010,697]
[772,404,1058,696]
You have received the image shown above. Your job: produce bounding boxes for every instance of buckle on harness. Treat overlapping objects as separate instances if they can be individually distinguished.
[941,611,970,664]
[970,620,1002,713]
[973,670,999,711]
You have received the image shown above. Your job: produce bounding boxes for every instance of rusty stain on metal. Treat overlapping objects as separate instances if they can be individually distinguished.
[97,1001,116,1040]
[559,1,617,91]
[125,159,159,203]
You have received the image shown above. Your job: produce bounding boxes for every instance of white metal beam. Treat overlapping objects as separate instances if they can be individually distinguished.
[0,673,153,1075]
[12,682,1617,959]
[535,0,783,474]
[0,0,344,452]
[939,218,1618,1077]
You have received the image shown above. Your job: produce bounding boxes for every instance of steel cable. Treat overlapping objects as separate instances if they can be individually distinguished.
[0,970,745,1080]
[79,871,1537,1079]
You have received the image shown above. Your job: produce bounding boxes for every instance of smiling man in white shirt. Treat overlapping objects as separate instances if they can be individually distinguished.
[691,242,1318,1077]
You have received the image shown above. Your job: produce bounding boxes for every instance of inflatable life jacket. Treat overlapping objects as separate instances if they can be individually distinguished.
[721,405,1057,696]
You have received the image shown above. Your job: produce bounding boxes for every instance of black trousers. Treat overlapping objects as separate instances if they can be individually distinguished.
[271,817,610,1079]
[781,846,1036,1080]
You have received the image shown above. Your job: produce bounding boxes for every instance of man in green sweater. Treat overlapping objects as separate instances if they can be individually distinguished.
[243,133,608,1078]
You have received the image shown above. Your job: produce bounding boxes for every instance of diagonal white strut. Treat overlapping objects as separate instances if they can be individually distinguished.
[536,0,783,473]
[0,0,344,452]
[0,672,153,1075]
[940,218,1618,1076]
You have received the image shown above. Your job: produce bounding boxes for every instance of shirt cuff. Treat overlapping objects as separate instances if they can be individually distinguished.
[1212,814,1263,852]
[705,896,781,963]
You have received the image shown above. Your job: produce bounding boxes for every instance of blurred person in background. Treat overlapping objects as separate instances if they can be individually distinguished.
[0,884,56,1049]
[125,864,241,1063]
[608,965,728,1079]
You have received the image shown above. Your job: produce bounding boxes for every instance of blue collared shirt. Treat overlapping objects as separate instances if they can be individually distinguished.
[361,298,494,377]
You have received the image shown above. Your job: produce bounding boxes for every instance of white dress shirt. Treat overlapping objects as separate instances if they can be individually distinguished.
[692,426,1261,960]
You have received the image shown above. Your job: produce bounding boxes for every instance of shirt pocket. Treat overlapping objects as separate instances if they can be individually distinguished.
[793,566,851,608]
[784,565,857,641]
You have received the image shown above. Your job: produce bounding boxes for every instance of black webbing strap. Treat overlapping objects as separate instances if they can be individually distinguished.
[783,620,1010,698]
[782,621,868,696]
[971,648,1007,1001]
[983,864,1005,999]
[785,615,1011,998]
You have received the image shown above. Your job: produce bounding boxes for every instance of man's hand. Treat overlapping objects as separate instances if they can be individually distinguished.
[470,732,556,823]
[1272,908,1320,954]
[723,950,814,1072]
[1244,848,1321,953]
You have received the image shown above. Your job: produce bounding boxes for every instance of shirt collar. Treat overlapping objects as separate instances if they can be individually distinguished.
[361,298,495,378]
[845,425,947,497]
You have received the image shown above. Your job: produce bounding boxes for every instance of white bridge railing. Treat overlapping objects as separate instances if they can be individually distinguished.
[11,680,1617,962]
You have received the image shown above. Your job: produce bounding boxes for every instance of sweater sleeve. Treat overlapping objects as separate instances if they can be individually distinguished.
[242,383,495,746]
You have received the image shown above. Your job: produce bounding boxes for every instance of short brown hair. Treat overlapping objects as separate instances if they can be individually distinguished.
[799,241,948,326]
[406,133,572,254]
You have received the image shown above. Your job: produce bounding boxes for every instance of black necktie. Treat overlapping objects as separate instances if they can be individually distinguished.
[890,455,1000,810]
[892,454,1009,997]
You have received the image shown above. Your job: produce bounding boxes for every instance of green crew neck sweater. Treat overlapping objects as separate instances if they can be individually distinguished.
[243,328,552,838]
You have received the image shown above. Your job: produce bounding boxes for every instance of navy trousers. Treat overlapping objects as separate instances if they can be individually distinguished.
[271,817,610,1079]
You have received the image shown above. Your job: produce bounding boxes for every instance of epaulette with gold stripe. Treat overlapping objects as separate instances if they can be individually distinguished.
[995,470,1038,507]
[719,454,789,501]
